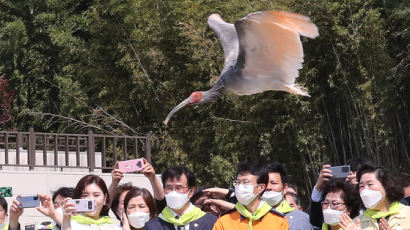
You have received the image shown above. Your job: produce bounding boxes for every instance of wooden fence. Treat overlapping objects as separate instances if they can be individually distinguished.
[0,127,151,171]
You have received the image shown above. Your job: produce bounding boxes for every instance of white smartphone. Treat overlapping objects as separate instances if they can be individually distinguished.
[17,195,40,208]
[67,199,95,212]
[330,165,350,178]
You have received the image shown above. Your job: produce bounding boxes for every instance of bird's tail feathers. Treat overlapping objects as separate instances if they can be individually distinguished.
[283,84,310,97]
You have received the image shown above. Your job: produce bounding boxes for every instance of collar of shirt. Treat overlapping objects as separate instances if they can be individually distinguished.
[240,199,264,220]
[170,202,194,218]
[170,202,194,230]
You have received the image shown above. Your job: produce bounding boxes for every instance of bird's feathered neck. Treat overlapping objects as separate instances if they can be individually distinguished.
[204,78,225,102]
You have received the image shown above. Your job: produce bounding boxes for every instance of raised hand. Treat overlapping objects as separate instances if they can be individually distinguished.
[314,165,333,191]
[112,162,124,186]
[204,198,235,211]
[339,213,361,230]
[379,218,392,230]
[36,193,64,226]
[346,171,358,185]
[122,211,131,230]
[203,187,230,199]
[142,158,156,180]
[9,196,24,230]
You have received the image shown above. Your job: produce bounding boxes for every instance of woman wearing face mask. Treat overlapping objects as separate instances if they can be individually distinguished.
[320,178,361,230]
[122,188,157,230]
[62,175,120,230]
[340,165,410,230]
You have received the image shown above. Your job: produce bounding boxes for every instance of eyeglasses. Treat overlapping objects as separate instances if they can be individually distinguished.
[321,201,346,209]
[232,180,259,187]
[164,185,189,193]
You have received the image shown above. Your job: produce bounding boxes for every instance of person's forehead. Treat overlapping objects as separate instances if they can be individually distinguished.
[83,183,103,193]
[165,174,188,185]
[237,172,258,181]
[268,172,282,181]
[324,191,343,201]
[129,196,146,205]
[54,194,66,201]
[361,172,377,181]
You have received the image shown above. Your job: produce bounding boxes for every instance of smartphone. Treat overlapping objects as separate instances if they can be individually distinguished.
[0,187,12,197]
[118,158,144,173]
[330,165,350,178]
[17,195,40,208]
[24,224,35,230]
[67,199,95,213]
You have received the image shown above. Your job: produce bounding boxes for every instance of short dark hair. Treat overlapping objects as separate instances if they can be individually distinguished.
[357,164,404,203]
[52,187,74,202]
[124,187,157,219]
[162,166,196,188]
[237,162,269,185]
[73,175,110,216]
[264,162,287,184]
[346,157,373,172]
[322,178,361,219]
[285,192,300,206]
[0,196,7,214]
[111,183,137,221]
[287,183,298,195]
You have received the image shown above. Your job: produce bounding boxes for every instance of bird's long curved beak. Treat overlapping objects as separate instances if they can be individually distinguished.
[164,98,191,125]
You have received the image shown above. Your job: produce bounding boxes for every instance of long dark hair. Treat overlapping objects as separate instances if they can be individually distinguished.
[73,175,110,216]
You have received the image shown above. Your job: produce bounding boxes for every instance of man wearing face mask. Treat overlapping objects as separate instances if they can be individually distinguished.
[212,162,288,230]
[145,166,217,230]
[261,162,312,230]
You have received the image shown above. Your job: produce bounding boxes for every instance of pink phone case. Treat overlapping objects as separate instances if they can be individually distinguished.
[118,158,144,173]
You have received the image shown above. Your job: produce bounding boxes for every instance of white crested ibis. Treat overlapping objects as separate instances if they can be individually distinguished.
[164,11,319,125]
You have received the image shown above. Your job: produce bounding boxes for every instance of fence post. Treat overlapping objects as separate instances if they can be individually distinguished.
[28,126,35,170]
[145,133,151,164]
[87,129,95,172]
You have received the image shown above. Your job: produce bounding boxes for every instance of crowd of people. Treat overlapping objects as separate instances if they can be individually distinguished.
[0,158,409,230]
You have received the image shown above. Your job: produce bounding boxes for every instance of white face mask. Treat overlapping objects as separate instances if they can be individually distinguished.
[165,190,190,210]
[127,211,150,229]
[235,184,259,206]
[323,208,345,226]
[55,207,64,216]
[360,189,384,209]
[261,191,283,206]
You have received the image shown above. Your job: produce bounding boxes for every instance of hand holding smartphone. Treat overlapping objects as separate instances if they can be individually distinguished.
[118,158,145,173]
[17,195,40,208]
[329,165,350,178]
[67,199,95,213]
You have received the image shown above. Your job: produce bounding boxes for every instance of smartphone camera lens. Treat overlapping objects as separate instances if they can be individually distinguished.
[88,201,92,209]
[33,197,38,200]
[342,167,349,173]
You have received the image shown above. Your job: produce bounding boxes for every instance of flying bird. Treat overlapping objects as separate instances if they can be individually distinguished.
[164,11,319,125]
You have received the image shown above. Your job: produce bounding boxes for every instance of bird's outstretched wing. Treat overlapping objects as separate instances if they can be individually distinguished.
[234,11,318,91]
[208,14,239,74]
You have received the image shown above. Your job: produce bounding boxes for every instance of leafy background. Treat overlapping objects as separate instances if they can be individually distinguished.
[1,0,409,204]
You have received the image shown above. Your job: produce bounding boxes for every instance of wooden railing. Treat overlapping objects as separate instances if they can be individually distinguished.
[0,127,151,171]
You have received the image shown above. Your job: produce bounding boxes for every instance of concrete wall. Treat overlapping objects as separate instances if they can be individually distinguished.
[0,170,160,228]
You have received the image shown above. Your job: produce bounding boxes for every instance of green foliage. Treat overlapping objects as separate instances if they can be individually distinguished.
[1,0,409,204]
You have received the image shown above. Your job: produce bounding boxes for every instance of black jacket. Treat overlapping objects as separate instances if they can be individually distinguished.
[145,213,218,230]
[308,200,323,229]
